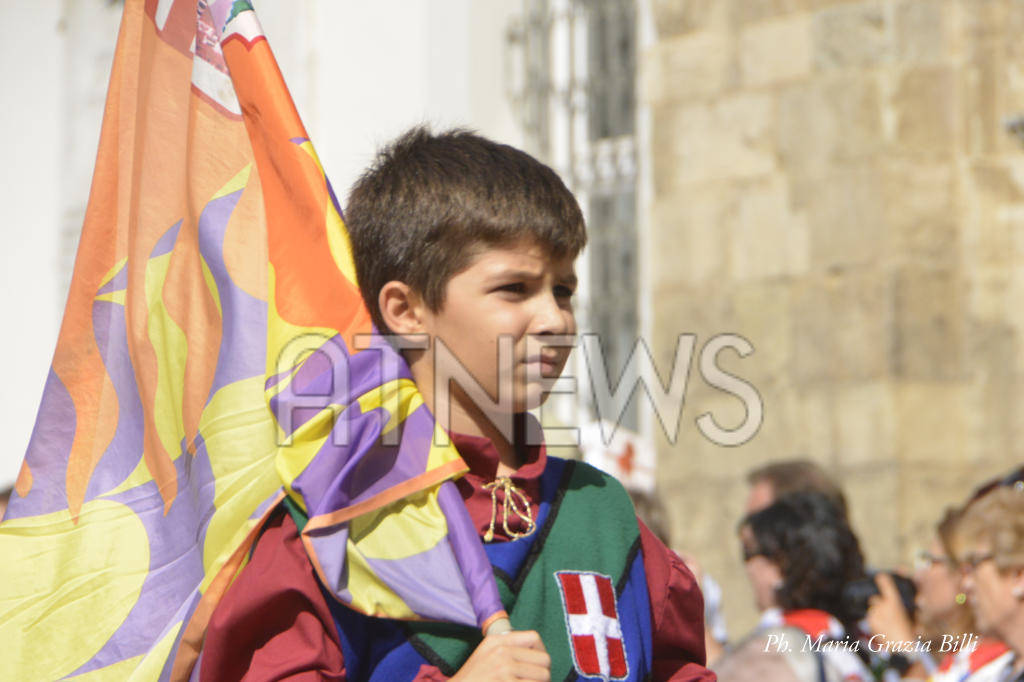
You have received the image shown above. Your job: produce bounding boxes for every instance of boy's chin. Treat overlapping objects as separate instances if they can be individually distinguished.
[512,385,554,413]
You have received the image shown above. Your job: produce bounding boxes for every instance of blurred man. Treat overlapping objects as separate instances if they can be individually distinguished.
[746,459,848,517]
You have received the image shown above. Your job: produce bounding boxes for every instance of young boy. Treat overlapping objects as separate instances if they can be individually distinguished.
[201,128,712,681]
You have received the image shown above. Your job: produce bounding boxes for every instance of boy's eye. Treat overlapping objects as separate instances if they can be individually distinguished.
[497,283,526,294]
[554,285,575,299]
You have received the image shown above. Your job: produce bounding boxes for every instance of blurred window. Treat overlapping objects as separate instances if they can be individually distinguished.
[507,0,640,431]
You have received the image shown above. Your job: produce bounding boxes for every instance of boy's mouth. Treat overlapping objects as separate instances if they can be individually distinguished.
[522,353,562,375]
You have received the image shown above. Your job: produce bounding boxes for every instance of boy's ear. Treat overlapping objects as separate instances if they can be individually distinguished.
[378,281,425,335]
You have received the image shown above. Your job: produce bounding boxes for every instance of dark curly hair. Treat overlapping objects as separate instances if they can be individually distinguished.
[742,491,866,631]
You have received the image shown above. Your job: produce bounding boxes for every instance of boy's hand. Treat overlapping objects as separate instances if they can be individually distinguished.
[451,630,550,681]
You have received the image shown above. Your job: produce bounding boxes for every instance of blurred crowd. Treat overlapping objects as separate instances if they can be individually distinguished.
[641,462,1024,682]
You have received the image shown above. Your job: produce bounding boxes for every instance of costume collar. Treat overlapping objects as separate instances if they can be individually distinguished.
[447,412,548,542]
[759,607,846,641]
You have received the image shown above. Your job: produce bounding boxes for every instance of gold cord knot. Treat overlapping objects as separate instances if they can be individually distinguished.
[482,476,536,542]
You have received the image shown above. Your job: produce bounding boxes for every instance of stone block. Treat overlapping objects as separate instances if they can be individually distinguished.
[1009,378,1024,462]
[832,381,896,466]
[838,463,902,566]
[659,472,746,550]
[963,321,1019,462]
[1003,270,1024,373]
[791,271,891,384]
[648,302,772,459]
[679,388,762,467]
[655,366,774,473]
[729,175,810,279]
[961,44,1010,156]
[970,160,1024,205]
[655,408,702,468]
[799,162,886,271]
[640,31,734,105]
[887,463,977,563]
[966,267,1012,325]
[812,2,892,71]
[880,160,958,267]
[651,94,776,191]
[788,387,838,461]
[775,84,835,175]
[697,381,833,467]
[893,381,969,466]
[776,74,883,174]
[650,0,732,38]
[889,66,957,155]
[958,0,1010,43]
[739,14,814,88]
[1008,1,1024,61]
[729,280,796,380]
[647,182,732,288]
[962,179,1004,271]
[720,576,759,643]
[808,0,866,8]
[1006,67,1024,137]
[651,285,732,371]
[892,266,966,380]
[899,463,1000,549]
[733,0,809,25]
[895,0,950,64]
[958,45,1024,155]
[961,161,1024,268]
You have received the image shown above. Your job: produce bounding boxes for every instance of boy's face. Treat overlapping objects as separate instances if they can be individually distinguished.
[416,239,577,415]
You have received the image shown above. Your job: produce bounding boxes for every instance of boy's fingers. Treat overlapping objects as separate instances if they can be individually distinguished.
[513,661,551,681]
[503,630,545,650]
[511,646,550,668]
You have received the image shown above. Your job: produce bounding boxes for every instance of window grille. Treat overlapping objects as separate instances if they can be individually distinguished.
[506,0,640,434]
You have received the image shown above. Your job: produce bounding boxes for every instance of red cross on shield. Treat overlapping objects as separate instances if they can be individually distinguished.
[555,571,629,680]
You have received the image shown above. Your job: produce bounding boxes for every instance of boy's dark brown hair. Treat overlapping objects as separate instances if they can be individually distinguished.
[344,127,587,333]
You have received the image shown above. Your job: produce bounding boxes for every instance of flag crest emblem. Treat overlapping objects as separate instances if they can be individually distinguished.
[555,570,629,681]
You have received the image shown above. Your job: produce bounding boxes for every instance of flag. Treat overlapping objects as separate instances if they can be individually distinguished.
[0,1,504,679]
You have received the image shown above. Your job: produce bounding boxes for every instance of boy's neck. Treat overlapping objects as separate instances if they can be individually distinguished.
[409,379,522,475]
[442,390,522,476]
[405,349,526,475]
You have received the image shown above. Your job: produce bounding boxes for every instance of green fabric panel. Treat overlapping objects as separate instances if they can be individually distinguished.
[282,495,308,532]
[407,461,640,679]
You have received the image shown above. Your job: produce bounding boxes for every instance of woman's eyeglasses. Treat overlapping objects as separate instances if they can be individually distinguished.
[914,549,954,572]
[958,552,995,573]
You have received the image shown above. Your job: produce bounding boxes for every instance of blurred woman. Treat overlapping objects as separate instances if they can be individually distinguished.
[955,485,1024,680]
[715,491,872,682]
[868,508,1011,680]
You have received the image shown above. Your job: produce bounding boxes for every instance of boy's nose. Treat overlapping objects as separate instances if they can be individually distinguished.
[530,292,574,336]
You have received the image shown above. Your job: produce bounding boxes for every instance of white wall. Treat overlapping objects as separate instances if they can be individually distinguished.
[0,0,67,490]
[273,0,525,200]
[0,0,525,487]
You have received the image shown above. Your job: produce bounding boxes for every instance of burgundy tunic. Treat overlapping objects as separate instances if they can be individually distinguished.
[201,424,714,681]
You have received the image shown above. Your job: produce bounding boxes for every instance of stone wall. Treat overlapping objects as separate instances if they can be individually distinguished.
[641,0,1024,635]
